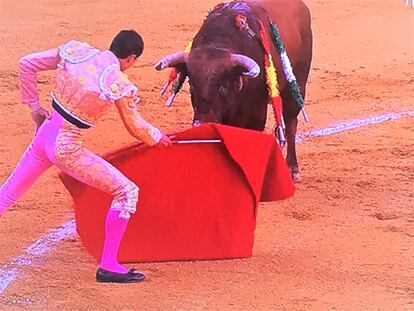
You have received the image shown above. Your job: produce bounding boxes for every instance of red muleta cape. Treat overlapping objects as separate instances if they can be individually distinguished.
[60,123,295,262]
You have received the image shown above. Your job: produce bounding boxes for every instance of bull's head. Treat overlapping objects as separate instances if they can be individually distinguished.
[155,47,260,125]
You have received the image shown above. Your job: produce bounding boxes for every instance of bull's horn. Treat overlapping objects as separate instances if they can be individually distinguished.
[154,52,188,71]
[230,54,260,78]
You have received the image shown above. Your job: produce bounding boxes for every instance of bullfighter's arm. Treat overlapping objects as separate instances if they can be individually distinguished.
[19,48,60,112]
[115,97,162,146]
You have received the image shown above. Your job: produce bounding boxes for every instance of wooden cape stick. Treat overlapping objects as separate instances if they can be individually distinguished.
[175,140,222,144]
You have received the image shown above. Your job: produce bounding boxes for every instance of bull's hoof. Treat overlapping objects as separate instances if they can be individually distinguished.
[291,172,301,183]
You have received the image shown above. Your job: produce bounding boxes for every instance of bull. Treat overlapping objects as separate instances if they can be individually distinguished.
[155,0,313,182]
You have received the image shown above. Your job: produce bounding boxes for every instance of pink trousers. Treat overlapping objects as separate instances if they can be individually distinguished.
[0,111,139,219]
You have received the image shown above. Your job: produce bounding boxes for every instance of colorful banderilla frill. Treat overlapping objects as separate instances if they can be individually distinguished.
[258,20,286,147]
[269,22,309,122]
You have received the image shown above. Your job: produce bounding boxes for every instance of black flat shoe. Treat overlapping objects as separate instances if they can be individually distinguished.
[96,267,145,283]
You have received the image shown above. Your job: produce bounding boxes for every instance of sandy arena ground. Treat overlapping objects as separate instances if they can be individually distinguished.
[0,0,413,310]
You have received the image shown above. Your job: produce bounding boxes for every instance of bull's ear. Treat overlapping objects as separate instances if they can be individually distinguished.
[154,52,188,71]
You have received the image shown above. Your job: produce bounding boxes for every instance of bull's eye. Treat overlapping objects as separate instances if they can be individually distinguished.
[218,85,229,95]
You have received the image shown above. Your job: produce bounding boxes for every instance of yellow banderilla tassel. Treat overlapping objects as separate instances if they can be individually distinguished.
[184,41,193,53]
[265,53,280,98]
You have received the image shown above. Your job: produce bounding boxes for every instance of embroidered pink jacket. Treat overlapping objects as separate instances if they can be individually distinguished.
[19,40,162,144]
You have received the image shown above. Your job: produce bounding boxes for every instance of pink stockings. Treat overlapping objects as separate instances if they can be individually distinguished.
[100,210,129,273]
[0,111,139,273]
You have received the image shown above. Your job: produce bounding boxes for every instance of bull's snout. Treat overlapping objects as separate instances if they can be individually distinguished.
[192,119,203,127]
[192,111,222,126]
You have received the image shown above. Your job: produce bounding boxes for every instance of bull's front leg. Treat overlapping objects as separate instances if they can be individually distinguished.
[285,117,301,183]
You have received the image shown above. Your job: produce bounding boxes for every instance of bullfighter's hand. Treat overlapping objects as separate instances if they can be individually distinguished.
[31,107,52,133]
[157,132,173,147]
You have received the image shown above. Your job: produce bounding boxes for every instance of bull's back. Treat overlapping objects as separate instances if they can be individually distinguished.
[248,0,312,64]
[248,0,312,82]
[248,0,311,35]
[246,0,312,120]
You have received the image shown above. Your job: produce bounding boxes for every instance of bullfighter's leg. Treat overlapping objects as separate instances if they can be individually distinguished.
[0,128,52,215]
[45,120,140,275]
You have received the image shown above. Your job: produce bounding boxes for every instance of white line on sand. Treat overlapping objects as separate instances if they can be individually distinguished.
[0,220,76,294]
[296,110,414,142]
